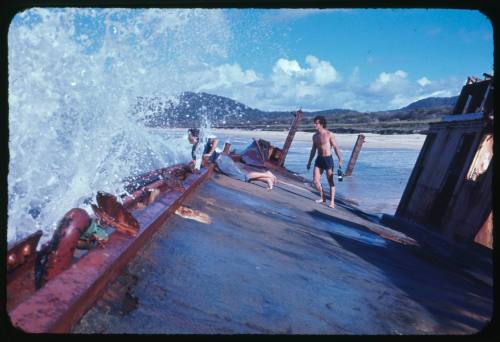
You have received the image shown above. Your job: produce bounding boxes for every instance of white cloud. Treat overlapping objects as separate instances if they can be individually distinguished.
[417,77,431,87]
[177,58,461,112]
[273,58,304,76]
[271,56,339,87]
[369,70,408,92]
[306,55,339,85]
[194,63,259,91]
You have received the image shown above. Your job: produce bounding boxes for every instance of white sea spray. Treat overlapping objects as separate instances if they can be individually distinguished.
[8,8,231,245]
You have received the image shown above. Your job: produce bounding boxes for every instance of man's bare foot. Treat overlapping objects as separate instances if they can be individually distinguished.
[265,171,277,185]
[266,179,273,190]
[328,202,335,208]
[315,198,326,203]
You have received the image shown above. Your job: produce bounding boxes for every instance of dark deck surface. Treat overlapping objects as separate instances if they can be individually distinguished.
[72,170,492,334]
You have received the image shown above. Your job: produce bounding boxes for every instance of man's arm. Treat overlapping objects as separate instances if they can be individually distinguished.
[330,133,343,169]
[307,137,317,170]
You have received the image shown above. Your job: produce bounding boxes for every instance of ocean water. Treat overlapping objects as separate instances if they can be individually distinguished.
[7,8,424,247]
[287,145,422,215]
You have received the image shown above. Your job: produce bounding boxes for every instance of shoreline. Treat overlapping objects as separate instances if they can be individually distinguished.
[158,127,426,150]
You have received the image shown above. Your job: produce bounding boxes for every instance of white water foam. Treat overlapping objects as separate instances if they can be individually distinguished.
[8,8,232,245]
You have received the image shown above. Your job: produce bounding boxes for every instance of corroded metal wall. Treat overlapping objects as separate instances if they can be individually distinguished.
[396,119,492,247]
[396,76,493,248]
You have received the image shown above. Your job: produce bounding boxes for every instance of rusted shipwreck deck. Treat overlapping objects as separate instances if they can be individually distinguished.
[66,163,492,334]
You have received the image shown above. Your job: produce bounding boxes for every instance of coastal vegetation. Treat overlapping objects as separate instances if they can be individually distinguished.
[135,92,457,134]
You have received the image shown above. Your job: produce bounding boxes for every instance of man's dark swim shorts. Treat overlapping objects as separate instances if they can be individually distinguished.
[314,155,334,170]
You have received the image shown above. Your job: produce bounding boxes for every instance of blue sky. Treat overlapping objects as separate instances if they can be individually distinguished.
[217,8,493,111]
[246,9,493,81]
[10,8,493,112]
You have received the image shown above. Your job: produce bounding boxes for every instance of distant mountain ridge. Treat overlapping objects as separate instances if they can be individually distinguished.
[134,91,458,134]
[402,96,458,110]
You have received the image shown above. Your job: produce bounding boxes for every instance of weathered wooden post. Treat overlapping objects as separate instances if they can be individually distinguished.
[344,134,365,176]
[277,109,304,166]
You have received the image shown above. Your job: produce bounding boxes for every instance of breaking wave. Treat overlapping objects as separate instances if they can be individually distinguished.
[8,8,232,245]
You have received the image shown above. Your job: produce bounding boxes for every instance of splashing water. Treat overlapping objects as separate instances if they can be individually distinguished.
[8,8,232,245]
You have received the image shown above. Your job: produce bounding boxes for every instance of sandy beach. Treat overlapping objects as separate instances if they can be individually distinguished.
[160,128,426,150]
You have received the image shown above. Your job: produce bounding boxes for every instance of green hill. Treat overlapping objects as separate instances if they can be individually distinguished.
[133,92,458,134]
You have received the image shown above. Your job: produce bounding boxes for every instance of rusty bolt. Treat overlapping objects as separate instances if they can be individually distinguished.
[22,244,31,257]
[8,253,17,266]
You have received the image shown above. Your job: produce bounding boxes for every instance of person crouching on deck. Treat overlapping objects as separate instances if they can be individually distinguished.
[187,128,219,167]
[306,115,343,208]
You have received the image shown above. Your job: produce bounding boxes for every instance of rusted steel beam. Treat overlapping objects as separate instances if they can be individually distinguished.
[277,110,304,167]
[9,166,213,333]
[345,134,365,176]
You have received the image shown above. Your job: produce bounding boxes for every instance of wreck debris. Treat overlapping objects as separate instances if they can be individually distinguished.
[35,208,91,288]
[394,74,493,248]
[9,165,213,333]
[238,109,304,169]
[77,220,110,249]
[175,206,212,224]
[277,109,304,166]
[91,191,140,236]
[345,134,365,176]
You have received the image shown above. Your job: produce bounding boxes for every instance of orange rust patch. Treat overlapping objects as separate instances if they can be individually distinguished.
[175,206,212,224]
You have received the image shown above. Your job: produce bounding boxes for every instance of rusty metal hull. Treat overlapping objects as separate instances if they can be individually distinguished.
[71,165,492,334]
[8,166,212,333]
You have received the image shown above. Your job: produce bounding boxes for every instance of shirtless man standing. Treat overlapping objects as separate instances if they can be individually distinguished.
[306,115,343,208]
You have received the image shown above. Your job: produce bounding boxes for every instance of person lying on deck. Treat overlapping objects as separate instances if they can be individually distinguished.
[215,154,278,190]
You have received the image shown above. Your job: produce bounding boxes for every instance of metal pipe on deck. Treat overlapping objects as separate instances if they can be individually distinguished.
[344,134,365,176]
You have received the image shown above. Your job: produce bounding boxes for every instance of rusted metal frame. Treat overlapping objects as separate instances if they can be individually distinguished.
[123,163,190,193]
[478,83,492,114]
[345,134,365,176]
[462,95,474,114]
[278,110,304,166]
[252,138,266,161]
[122,178,180,209]
[395,132,438,218]
[121,164,192,209]
[9,166,213,333]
